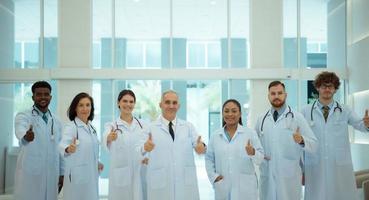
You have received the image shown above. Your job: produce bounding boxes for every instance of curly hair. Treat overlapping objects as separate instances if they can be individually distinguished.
[313,71,340,90]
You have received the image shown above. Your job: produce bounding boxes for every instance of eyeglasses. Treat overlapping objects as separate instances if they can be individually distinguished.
[320,84,335,90]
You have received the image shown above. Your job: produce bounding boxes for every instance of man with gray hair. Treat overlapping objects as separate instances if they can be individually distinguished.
[142,90,206,200]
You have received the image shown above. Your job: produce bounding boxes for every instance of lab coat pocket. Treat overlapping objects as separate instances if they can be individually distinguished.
[239,174,257,200]
[279,159,299,178]
[23,155,42,175]
[281,130,300,160]
[184,166,197,186]
[214,179,227,200]
[71,164,90,184]
[149,168,167,189]
[335,148,351,166]
[113,166,130,187]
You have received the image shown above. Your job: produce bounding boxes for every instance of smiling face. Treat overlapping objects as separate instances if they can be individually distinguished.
[223,101,241,127]
[268,84,287,109]
[32,87,52,112]
[160,92,180,121]
[76,97,92,123]
[118,94,135,115]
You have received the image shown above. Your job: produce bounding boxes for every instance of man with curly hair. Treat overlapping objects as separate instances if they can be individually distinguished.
[301,71,369,200]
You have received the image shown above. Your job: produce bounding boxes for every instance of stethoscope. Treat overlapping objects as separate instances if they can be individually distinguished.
[310,100,342,126]
[73,119,97,145]
[260,106,294,134]
[31,105,55,141]
[114,117,143,134]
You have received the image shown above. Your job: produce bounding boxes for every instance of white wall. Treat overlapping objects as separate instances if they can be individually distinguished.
[347,0,369,170]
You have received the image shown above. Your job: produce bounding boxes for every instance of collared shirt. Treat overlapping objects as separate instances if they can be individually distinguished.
[33,105,51,119]
[317,100,334,112]
[223,128,232,142]
[271,103,287,120]
[161,115,177,132]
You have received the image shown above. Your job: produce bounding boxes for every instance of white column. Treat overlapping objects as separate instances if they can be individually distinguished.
[249,0,283,127]
[58,0,92,122]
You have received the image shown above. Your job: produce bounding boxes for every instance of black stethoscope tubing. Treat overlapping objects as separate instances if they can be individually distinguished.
[310,100,342,122]
[31,105,54,138]
[73,119,97,140]
[260,106,294,132]
[114,117,143,134]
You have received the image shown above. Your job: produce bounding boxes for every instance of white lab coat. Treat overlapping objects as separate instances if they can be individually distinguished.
[103,117,148,200]
[205,124,264,200]
[59,117,100,200]
[301,102,369,200]
[144,116,200,200]
[14,107,64,200]
[254,106,317,200]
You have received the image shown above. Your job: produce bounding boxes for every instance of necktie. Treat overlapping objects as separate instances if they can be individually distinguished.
[42,113,48,124]
[322,106,330,122]
[169,121,175,141]
[273,110,278,122]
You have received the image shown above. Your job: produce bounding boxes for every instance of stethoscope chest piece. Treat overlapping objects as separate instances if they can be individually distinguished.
[75,139,80,145]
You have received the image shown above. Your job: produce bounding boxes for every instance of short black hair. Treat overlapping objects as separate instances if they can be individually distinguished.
[31,81,52,93]
[222,99,243,127]
[117,89,136,102]
[67,92,95,121]
[268,81,285,90]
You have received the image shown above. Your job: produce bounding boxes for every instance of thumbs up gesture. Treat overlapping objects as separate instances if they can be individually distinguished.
[293,127,304,144]
[363,109,369,127]
[23,125,35,142]
[66,137,77,154]
[144,133,155,152]
[245,139,255,155]
[195,136,206,154]
[107,127,118,143]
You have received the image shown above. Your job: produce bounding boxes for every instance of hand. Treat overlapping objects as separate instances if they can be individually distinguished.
[293,127,304,144]
[141,157,149,165]
[58,176,64,193]
[363,109,369,128]
[107,128,118,143]
[214,175,223,183]
[66,137,77,154]
[98,162,104,173]
[23,125,34,142]
[194,136,206,154]
[245,139,255,155]
[144,133,155,152]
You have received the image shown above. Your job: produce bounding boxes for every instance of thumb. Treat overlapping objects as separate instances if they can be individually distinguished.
[296,127,300,134]
[197,136,202,144]
[28,125,33,131]
[72,137,77,145]
[365,109,369,117]
[148,133,152,141]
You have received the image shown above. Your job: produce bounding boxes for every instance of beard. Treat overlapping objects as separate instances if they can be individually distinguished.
[270,98,285,108]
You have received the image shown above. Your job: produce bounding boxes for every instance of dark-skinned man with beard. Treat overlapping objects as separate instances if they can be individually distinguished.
[14,81,64,200]
[254,81,317,200]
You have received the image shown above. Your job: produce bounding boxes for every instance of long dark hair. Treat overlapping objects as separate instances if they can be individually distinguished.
[222,99,243,127]
[67,92,95,121]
